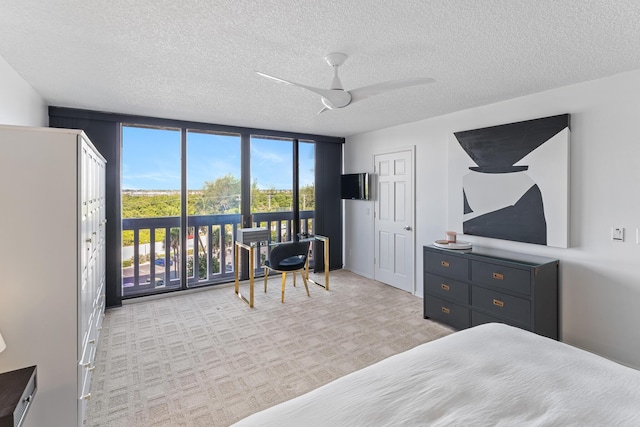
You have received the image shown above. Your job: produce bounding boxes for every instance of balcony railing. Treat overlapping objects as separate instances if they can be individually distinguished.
[122,210,315,298]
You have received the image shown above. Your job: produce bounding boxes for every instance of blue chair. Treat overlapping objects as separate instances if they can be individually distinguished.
[263,241,311,302]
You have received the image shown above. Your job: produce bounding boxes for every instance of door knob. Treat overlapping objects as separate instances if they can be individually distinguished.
[403,226,412,231]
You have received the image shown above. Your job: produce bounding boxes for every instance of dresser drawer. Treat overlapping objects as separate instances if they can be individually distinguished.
[424,250,468,281]
[472,310,509,327]
[471,261,531,295]
[424,295,469,330]
[472,287,531,326]
[424,273,469,304]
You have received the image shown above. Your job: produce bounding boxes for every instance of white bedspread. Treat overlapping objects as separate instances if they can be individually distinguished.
[231,323,640,426]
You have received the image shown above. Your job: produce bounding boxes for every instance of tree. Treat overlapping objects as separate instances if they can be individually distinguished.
[200,174,241,214]
[170,227,180,276]
[300,184,315,211]
[187,253,218,278]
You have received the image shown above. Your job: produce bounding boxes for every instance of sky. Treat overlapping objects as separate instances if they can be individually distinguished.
[122,126,315,190]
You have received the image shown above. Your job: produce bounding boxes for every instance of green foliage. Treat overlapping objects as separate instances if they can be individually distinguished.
[198,174,242,214]
[122,176,315,247]
[122,193,180,218]
[187,253,219,279]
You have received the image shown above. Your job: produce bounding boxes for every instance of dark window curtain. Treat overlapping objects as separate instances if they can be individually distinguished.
[314,142,343,271]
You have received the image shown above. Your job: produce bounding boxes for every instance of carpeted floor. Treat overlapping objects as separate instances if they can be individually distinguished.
[86,270,454,426]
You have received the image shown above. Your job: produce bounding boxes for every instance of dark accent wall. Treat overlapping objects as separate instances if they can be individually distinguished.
[48,107,344,308]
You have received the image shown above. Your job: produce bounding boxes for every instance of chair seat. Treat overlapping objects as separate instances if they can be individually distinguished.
[276,255,306,270]
[264,256,306,270]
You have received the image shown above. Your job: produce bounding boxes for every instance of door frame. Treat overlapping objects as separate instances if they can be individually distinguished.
[373,146,416,294]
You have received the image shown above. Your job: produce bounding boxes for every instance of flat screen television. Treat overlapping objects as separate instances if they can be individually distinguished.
[340,173,369,200]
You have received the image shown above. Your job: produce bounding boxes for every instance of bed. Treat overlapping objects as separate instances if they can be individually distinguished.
[231,323,640,426]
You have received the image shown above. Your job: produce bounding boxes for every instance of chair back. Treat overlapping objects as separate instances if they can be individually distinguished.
[268,241,310,271]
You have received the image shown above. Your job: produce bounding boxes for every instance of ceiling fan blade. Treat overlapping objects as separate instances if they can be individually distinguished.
[256,71,340,102]
[349,77,435,104]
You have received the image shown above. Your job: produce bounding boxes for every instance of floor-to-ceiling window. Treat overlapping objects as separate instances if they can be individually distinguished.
[299,140,316,227]
[121,127,315,298]
[121,126,182,296]
[186,130,242,287]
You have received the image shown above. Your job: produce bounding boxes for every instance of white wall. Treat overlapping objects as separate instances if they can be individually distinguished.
[344,69,640,369]
[0,54,48,126]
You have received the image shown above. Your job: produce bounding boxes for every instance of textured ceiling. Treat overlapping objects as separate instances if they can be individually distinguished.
[2,1,640,137]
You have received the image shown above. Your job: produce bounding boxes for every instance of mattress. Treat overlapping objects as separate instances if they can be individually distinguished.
[231,323,640,426]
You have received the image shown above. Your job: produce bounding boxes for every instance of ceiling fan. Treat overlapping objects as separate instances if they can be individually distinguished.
[256,52,435,114]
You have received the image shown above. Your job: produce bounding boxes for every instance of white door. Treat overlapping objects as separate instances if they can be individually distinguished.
[374,149,414,292]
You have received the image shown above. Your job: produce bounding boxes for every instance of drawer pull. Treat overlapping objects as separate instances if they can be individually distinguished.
[441,261,450,268]
[441,306,450,314]
[493,299,505,308]
[441,283,450,291]
[81,393,92,401]
[493,272,504,280]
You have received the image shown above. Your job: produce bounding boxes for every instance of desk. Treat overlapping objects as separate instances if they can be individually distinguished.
[234,234,330,308]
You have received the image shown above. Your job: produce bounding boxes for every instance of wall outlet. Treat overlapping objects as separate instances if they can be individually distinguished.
[611,227,624,241]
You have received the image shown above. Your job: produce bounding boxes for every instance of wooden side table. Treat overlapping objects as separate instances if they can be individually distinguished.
[0,366,37,427]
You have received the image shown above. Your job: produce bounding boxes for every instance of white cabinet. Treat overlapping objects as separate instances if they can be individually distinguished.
[0,125,106,427]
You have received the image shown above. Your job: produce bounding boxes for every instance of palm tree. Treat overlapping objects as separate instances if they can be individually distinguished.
[170,227,180,277]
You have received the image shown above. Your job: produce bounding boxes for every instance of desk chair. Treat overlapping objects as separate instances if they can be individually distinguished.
[263,241,311,302]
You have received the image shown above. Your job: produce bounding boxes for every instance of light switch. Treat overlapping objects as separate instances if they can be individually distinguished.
[611,227,624,241]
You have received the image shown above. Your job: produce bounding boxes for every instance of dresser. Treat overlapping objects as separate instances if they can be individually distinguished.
[0,125,106,426]
[423,245,558,339]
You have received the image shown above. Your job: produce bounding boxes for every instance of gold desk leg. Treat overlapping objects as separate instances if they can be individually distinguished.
[324,237,329,291]
[249,246,254,307]
[234,241,255,308]
[307,235,329,291]
[234,242,239,294]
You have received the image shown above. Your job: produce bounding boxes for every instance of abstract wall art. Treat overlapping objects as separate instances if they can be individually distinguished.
[447,114,570,248]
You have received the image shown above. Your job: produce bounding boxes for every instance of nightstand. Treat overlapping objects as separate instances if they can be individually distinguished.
[0,366,37,427]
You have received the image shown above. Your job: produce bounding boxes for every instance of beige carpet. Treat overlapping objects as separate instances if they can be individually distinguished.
[86,270,454,426]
